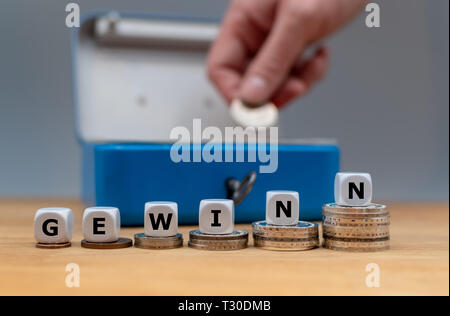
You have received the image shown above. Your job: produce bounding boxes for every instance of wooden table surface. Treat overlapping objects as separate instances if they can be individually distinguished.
[0,199,448,296]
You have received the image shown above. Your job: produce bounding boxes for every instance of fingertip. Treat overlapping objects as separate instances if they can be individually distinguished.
[238,75,270,106]
[317,46,330,57]
[272,79,308,108]
[315,46,331,73]
[298,46,330,86]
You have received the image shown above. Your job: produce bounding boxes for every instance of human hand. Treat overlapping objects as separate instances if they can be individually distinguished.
[207,0,365,108]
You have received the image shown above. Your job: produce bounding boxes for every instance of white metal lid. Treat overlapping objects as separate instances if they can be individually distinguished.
[73,12,235,143]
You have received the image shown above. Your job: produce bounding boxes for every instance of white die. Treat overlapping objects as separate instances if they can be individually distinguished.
[144,202,178,237]
[266,191,300,225]
[82,207,120,243]
[199,199,234,235]
[34,207,74,244]
[334,172,373,206]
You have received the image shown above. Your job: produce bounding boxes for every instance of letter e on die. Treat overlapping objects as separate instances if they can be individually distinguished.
[82,207,121,243]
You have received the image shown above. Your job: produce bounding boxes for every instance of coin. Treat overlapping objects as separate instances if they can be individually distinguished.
[323,203,388,213]
[35,242,71,249]
[81,238,133,249]
[324,244,390,252]
[188,240,248,251]
[252,220,319,238]
[230,99,279,128]
[323,215,390,227]
[188,230,248,251]
[323,203,389,218]
[323,223,390,233]
[323,237,390,252]
[134,233,183,250]
[323,224,390,239]
[189,230,248,241]
[253,234,319,251]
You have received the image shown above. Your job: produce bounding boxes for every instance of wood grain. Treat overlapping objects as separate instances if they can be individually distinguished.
[0,199,448,296]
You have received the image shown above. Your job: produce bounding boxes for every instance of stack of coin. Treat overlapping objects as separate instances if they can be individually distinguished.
[322,203,390,252]
[188,230,248,251]
[252,221,319,251]
[134,233,183,250]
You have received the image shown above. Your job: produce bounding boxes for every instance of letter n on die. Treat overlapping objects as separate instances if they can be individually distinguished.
[334,172,372,206]
[266,191,299,226]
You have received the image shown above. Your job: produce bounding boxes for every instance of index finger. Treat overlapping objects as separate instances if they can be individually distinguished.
[207,11,249,102]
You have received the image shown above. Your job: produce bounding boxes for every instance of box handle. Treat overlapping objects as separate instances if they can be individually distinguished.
[226,171,257,206]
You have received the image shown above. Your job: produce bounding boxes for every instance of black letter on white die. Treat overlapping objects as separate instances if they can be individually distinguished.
[349,182,364,200]
[93,218,106,235]
[276,201,291,218]
[211,210,222,227]
[149,213,173,230]
[43,219,59,236]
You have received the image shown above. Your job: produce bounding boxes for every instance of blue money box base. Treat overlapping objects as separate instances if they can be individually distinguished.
[82,143,339,226]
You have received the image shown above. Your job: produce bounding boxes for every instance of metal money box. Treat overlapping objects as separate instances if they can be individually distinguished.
[72,11,340,225]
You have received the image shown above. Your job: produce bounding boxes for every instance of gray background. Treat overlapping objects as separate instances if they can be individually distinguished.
[0,0,448,200]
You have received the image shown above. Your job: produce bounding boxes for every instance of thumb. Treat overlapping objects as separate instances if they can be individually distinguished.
[239,11,305,106]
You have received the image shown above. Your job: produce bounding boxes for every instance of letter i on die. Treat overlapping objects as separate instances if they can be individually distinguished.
[144,202,178,237]
[266,191,300,226]
[199,199,234,235]
[34,207,74,244]
[82,207,121,242]
[334,172,373,206]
